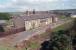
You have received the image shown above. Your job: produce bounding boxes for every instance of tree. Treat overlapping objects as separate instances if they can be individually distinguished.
[64,12,71,17]
[71,19,76,31]
[0,25,4,32]
[40,30,70,50]
[0,13,10,20]
[70,18,76,50]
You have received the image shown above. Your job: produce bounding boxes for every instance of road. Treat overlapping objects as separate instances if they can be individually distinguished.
[0,18,72,46]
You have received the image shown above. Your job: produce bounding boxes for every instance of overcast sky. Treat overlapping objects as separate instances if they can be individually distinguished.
[0,0,76,12]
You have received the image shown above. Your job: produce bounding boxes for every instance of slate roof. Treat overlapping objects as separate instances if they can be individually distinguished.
[18,14,57,21]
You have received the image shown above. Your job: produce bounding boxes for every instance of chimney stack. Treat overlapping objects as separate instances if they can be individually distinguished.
[26,10,30,16]
[33,9,35,14]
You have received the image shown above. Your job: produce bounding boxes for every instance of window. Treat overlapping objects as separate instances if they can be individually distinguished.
[40,19,46,23]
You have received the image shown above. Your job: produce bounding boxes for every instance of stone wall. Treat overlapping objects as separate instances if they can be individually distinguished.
[11,16,25,28]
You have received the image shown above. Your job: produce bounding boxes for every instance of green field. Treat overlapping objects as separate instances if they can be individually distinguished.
[0,46,16,50]
[53,20,73,32]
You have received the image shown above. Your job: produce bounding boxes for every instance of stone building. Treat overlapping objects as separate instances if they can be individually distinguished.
[10,11,58,31]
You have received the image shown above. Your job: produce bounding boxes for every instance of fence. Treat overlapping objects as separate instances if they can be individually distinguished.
[0,27,25,37]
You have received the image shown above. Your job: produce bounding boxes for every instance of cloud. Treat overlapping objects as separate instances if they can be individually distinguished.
[0,5,4,8]
[0,0,76,12]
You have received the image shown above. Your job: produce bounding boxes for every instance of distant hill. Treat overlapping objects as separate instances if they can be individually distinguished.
[50,9,76,14]
[4,9,76,15]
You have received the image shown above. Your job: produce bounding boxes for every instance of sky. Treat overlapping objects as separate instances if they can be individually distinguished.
[0,0,76,12]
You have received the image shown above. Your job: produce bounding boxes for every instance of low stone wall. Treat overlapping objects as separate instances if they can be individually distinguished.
[0,27,25,37]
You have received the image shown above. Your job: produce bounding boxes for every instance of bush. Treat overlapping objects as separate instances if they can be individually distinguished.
[40,30,71,50]
[0,26,4,32]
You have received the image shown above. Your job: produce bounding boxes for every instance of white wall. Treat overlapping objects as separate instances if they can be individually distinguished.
[46,18,52,24]
[25,19,41,30]
[25,17,55,30]
[25,21,32,30]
